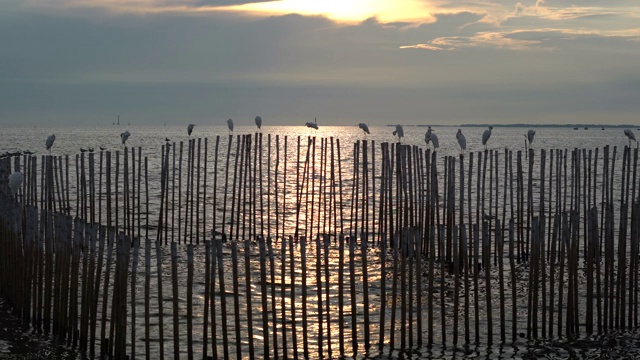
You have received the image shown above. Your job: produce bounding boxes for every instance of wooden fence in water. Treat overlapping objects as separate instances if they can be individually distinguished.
[1,135,640,358]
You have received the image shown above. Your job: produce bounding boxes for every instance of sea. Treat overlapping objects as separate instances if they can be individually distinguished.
[0,124,636,158]
[1,124,640,359]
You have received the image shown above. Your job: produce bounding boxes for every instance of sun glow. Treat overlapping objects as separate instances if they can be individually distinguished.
[215,0,434,23]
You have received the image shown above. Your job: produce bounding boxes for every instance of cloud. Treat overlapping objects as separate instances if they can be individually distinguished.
[21,0,277,15]
[399,43,449,51]
[197,0,275,6]
[21,0,436,23]
[395,0,640,51]
[209,0,436,24]
[3,1,640,125]
[513,2,624,21]
[401,25,640,52]
[403,32,547,51]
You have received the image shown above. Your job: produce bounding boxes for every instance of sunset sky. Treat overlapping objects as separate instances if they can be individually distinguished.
[1,0,639,125]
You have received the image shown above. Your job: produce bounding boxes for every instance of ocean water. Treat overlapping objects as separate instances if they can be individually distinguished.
[1,124,640,359]
[0,124,636,157]
[2,124,634,238]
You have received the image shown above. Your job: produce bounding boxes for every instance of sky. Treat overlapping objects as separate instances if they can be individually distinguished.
[1,0,639,126]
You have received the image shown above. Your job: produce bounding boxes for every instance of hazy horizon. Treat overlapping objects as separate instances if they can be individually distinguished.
[2,1,639,126]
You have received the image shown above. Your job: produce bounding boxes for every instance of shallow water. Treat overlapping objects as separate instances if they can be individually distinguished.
[2,125,640,358]
[67,237,640,359]
[1,125,635,242]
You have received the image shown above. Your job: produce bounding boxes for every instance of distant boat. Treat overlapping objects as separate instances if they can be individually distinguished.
[584,127,588,130]
[574,127,578,130]
[602,127,605,130]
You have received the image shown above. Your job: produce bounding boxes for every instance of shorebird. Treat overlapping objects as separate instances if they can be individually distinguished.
[482,126,493,150]
[255,116,262,130]
[425,127,439,150]
[46,134,56,154]
[358,123,370,135]
[227,119,234,134]
[188,124,196,137]
[525,129,536,152]
[305,118,318,130]
[121,130,131,146]
[392,124,404,142]
[8,171,22,196]
[456,129,467,155]
[624,129,636,148]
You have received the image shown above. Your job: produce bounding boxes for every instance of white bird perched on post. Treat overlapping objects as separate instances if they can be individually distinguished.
[227,119,234,134]
[358,123,370,135]
[525,129,536,154]
[456,129,467,155]
[425,127,439,150]
[187,124,196,136]
[121,130,131,146]
[255,116,262,130]
[392,124,404,142]
[624,129,636,148]
[527,129,536,145]
[46,134,56,154]
[482,126,493,150]
[305,118,318,130]
[8,171,22,196]
[430,133,439,149]
[425,126,433,140]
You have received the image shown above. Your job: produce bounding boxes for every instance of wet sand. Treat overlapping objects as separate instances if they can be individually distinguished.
[0,298,75,359]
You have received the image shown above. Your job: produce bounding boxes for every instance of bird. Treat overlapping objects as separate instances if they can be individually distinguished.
[430,133,440,149]
[525,129,536,153]
[46,134,56,154]
[99,146,107,151]
[121,130,131,146]
[425,126,439,150]
[8,171,22,196]
[255,116,262,130]
[165,137,170,142]
[624,129,636,148]
[456,129,467,155]
[187,124,196,136]
[426,126,433,140]
[23,150,33,155]
[392,124,404,142]
[358,123,370,135]
[305,118,318,130]
[527,129,536,144]
[227,119,234,134]
[88,148,94,152]
[482,126,493,150]
[80,148,87,153]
